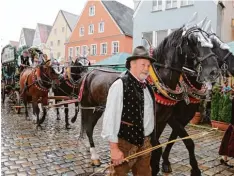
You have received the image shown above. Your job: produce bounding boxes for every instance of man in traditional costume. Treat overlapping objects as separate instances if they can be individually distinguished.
[101,46,156,176]
[18,50,31,72]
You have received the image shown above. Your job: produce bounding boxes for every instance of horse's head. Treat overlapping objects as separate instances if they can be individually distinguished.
[180,26,219,82]
[40,57,63,81]
[69,56,90,81]
[203,22,234,76]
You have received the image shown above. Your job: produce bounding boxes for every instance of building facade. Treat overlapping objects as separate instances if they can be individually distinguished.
[18,28,35,48]
[133,0,234,48]
[45,10,79,61]
[65,0,133,64]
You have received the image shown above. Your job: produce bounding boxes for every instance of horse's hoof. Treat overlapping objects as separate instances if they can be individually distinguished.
[71,118,76,123]
[191,169,201,176]
[36,124,43,130]
[162,162,172,173]
[90,159,101,167]
[66,125,71,130]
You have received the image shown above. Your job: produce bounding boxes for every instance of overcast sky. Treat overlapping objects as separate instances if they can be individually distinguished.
[0,0,134,50]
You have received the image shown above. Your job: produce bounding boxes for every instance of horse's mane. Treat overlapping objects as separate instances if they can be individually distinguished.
[153,27,184,63]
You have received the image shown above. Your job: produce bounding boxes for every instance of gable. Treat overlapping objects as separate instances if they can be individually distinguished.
[101,0,134,36]
[68,0,126,43]
[61,10,79,31]
[38,23,52,43]
[20,28,35,47]
[33,25,41,46]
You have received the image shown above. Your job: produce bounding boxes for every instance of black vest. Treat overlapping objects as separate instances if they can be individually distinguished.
[21,56,30,66]
[118,71,156,146]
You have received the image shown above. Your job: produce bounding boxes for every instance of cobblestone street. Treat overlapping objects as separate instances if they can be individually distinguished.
[1,102,234,176]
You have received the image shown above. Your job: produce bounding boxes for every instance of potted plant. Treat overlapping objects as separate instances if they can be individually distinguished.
[190,100,206,125]
[211,85,232,131]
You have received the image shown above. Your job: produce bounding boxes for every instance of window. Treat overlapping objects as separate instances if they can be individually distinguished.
[142,29,172,47]
[88,24,94,34]
[57,40,60,46]
[54,29,57,35]
[62,27,65,32]
[155,30,168,47]
[91,44,97,56]
[75,46,80,56]
[69,47,73,58]
[181,0,194,7]
[98,22,104,33]
[142,32,153,44]
[82,45,87,56]
[89,6,95,16]
[166,0,177,9]
[80,27,84,36]
[57,52,61,58]
[100,43,107,55]
[112,41,119,54]
[50,41,53,47]
[152,0,162,11]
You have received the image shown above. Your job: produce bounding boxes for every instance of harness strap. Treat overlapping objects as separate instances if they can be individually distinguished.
[78,75,88,102]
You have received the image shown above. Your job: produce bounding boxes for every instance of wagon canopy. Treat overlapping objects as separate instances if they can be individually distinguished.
[1,45,16,64]
[94,52,130,71]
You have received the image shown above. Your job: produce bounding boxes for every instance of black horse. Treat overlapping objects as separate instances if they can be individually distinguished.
[161,32,234,174]
[52,56,90,129]
[71,26,220,170]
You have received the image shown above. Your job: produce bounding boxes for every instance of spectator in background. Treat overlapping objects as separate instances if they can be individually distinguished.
[219,83,234,168]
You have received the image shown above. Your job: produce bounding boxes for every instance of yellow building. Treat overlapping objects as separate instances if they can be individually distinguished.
[45,10,79,63]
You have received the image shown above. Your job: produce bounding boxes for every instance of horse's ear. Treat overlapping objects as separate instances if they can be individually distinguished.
[50,57,54,66]
[84,46,90,58]
[184,12,198,30]
[141,36,151,51]
[204,20,212,33]
[197,17,208,30]
[69,56,72,65]
[77,52,82,58]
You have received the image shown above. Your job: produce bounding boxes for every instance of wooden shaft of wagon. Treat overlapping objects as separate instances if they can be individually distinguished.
[46,99,80,108]
[48,96,70,100]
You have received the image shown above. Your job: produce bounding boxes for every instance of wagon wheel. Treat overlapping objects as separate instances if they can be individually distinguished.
[1,83,6,104]
[13,91,21,114]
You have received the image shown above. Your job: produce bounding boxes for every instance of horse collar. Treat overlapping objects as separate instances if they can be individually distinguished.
[32,69,48,92]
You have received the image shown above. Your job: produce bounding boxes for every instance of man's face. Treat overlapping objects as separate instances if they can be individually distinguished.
[130,58,151,81]
[23,52,28,57]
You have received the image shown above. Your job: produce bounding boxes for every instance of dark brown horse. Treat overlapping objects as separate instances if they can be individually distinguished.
[161,31,234,174]
[53,56,90,129]
[71,26,220,170]
[20,50,62,128]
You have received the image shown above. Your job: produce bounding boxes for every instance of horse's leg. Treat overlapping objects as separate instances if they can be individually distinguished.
[23,97,29,120]
[38,99,47,127]
[151,122,167,176]
[167,118,201,176]
[71,102,79,123]
[64,104,71,129]
[32,100,40,127]
[161,129,178,173]
[55,100,61,120]
[82,109,102,167]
